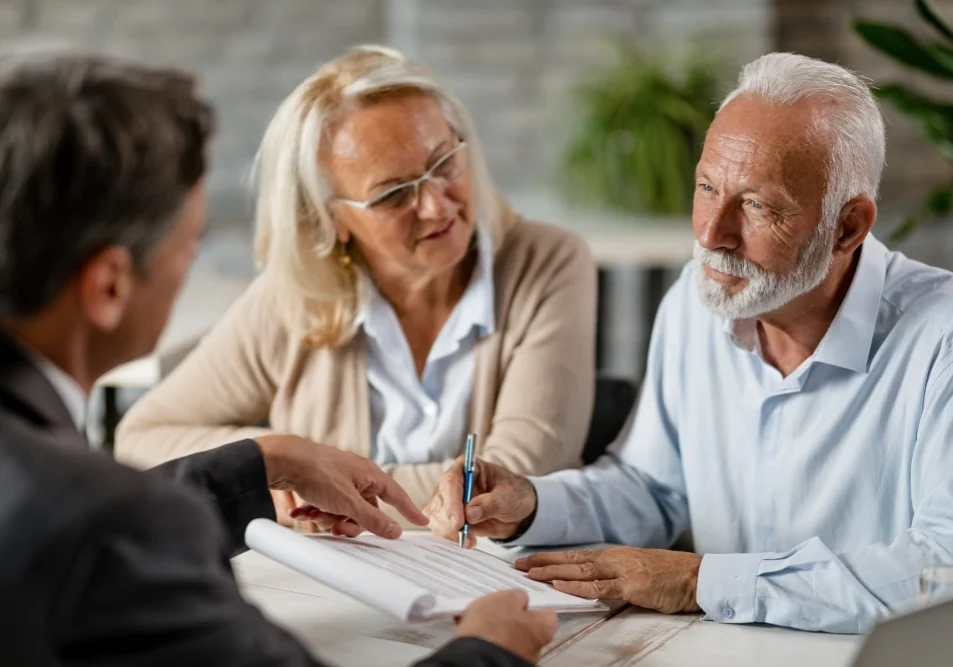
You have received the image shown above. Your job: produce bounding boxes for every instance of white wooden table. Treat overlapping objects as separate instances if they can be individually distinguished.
[233,538,862,667]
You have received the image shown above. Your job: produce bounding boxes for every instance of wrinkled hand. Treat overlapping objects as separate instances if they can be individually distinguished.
[455,590,558,664]
[516,547,702,615]
[256,435,428,539]
[424,458,537,547]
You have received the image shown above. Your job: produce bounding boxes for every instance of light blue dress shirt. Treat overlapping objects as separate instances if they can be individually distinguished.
[514,235,953,633]
[360,229,495,466]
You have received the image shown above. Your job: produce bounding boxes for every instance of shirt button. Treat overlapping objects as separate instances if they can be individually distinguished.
[722,606,735,619]
[423,402,438,417]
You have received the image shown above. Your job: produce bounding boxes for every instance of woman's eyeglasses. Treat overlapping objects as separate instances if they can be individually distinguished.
[331,141,468,221]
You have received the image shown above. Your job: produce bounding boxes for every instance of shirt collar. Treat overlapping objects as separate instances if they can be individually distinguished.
[359,225,496,344]
[23,348,88,432]
[723,234,887,374]
[812,234,887,373]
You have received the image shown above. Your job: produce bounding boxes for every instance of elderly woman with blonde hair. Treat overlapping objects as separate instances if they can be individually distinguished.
[115,45,597,524]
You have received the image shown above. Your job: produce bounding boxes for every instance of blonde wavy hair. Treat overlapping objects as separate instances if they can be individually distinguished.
[252,45,502,348]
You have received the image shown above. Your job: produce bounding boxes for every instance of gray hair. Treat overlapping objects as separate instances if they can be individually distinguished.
[0,48,214,317]
[720,52,886,231]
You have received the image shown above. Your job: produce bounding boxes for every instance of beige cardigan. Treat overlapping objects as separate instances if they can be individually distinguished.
[115,202,597,513]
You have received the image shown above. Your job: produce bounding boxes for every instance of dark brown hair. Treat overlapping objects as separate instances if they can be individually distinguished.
[0,50,216,316]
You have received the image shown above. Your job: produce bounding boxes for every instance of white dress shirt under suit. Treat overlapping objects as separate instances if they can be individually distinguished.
[24,346,87,433]
[513,235,953,633]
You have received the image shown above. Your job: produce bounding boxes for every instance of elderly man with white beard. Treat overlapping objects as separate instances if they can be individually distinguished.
[424,52,953,634]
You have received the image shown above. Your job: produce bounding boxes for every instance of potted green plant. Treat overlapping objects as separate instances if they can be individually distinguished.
[854,0,953,241]
[558,44,719,217]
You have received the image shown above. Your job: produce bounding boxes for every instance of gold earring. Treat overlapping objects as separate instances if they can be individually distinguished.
[337,242,352,269]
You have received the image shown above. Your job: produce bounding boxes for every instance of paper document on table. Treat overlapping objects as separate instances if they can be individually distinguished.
[245,518,607,622]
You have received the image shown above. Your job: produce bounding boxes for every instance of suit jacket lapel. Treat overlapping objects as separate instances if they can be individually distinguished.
[0,333,79,437]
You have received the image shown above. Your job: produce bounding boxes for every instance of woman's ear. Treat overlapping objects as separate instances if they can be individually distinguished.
[325,203,351,245]
[331,213,350,245]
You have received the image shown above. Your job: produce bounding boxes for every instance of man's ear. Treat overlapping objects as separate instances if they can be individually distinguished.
[75,246,135,332]
[834,195,877,257]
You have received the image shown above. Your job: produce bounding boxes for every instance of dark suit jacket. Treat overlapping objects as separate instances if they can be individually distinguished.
[0,336,529,667]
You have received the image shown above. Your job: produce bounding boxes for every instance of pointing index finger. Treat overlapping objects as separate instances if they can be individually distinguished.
[376,474,428,526]
[343,490,402,539]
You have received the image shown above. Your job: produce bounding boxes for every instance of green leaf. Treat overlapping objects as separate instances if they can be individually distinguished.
[916,0,953,44]
[558,45,717,216]
[924,185,953,215]
[928,43,953,72]
[873,83,953,161]
[853,20,953,79]
[853,3,953,242]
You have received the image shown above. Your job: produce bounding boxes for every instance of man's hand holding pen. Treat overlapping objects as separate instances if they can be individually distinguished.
[425,457,538,548]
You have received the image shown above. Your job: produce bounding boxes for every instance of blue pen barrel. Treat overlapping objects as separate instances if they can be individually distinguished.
[459,433,477,547]
[463,433,476,503]
[464,466,475,503]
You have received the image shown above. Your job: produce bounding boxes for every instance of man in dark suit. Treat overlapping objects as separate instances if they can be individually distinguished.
[0,50,556,666]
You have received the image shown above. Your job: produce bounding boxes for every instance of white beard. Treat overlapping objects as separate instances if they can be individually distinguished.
[693,223,836,320]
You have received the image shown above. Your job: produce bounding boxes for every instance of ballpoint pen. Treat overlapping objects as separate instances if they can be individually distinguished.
[458,432,477,548]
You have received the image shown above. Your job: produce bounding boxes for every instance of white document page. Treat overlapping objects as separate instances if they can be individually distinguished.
[313,532,605,619]
[245,519,605,622]
[245,519,430,620]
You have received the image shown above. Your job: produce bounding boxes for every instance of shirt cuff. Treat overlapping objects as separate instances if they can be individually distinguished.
[500,475,569,547]
[696,552,763,624]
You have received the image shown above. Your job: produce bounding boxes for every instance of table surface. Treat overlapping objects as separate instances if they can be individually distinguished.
[233,538,862,667]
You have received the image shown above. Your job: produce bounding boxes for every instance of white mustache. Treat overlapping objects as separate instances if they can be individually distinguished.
[693,243,766,281]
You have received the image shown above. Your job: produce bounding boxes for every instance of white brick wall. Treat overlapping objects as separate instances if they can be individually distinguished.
[5,0,951,246]
[417,0,772,193]
[4,0,773,226]
[9,0,385,224]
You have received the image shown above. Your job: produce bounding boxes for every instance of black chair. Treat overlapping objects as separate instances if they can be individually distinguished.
[581,375,639,465]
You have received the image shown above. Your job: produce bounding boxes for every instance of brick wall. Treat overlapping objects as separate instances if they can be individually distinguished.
[5,0,952,263]
[2,0,771,226]
[415,0,772,195]
[2,0,387,226]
